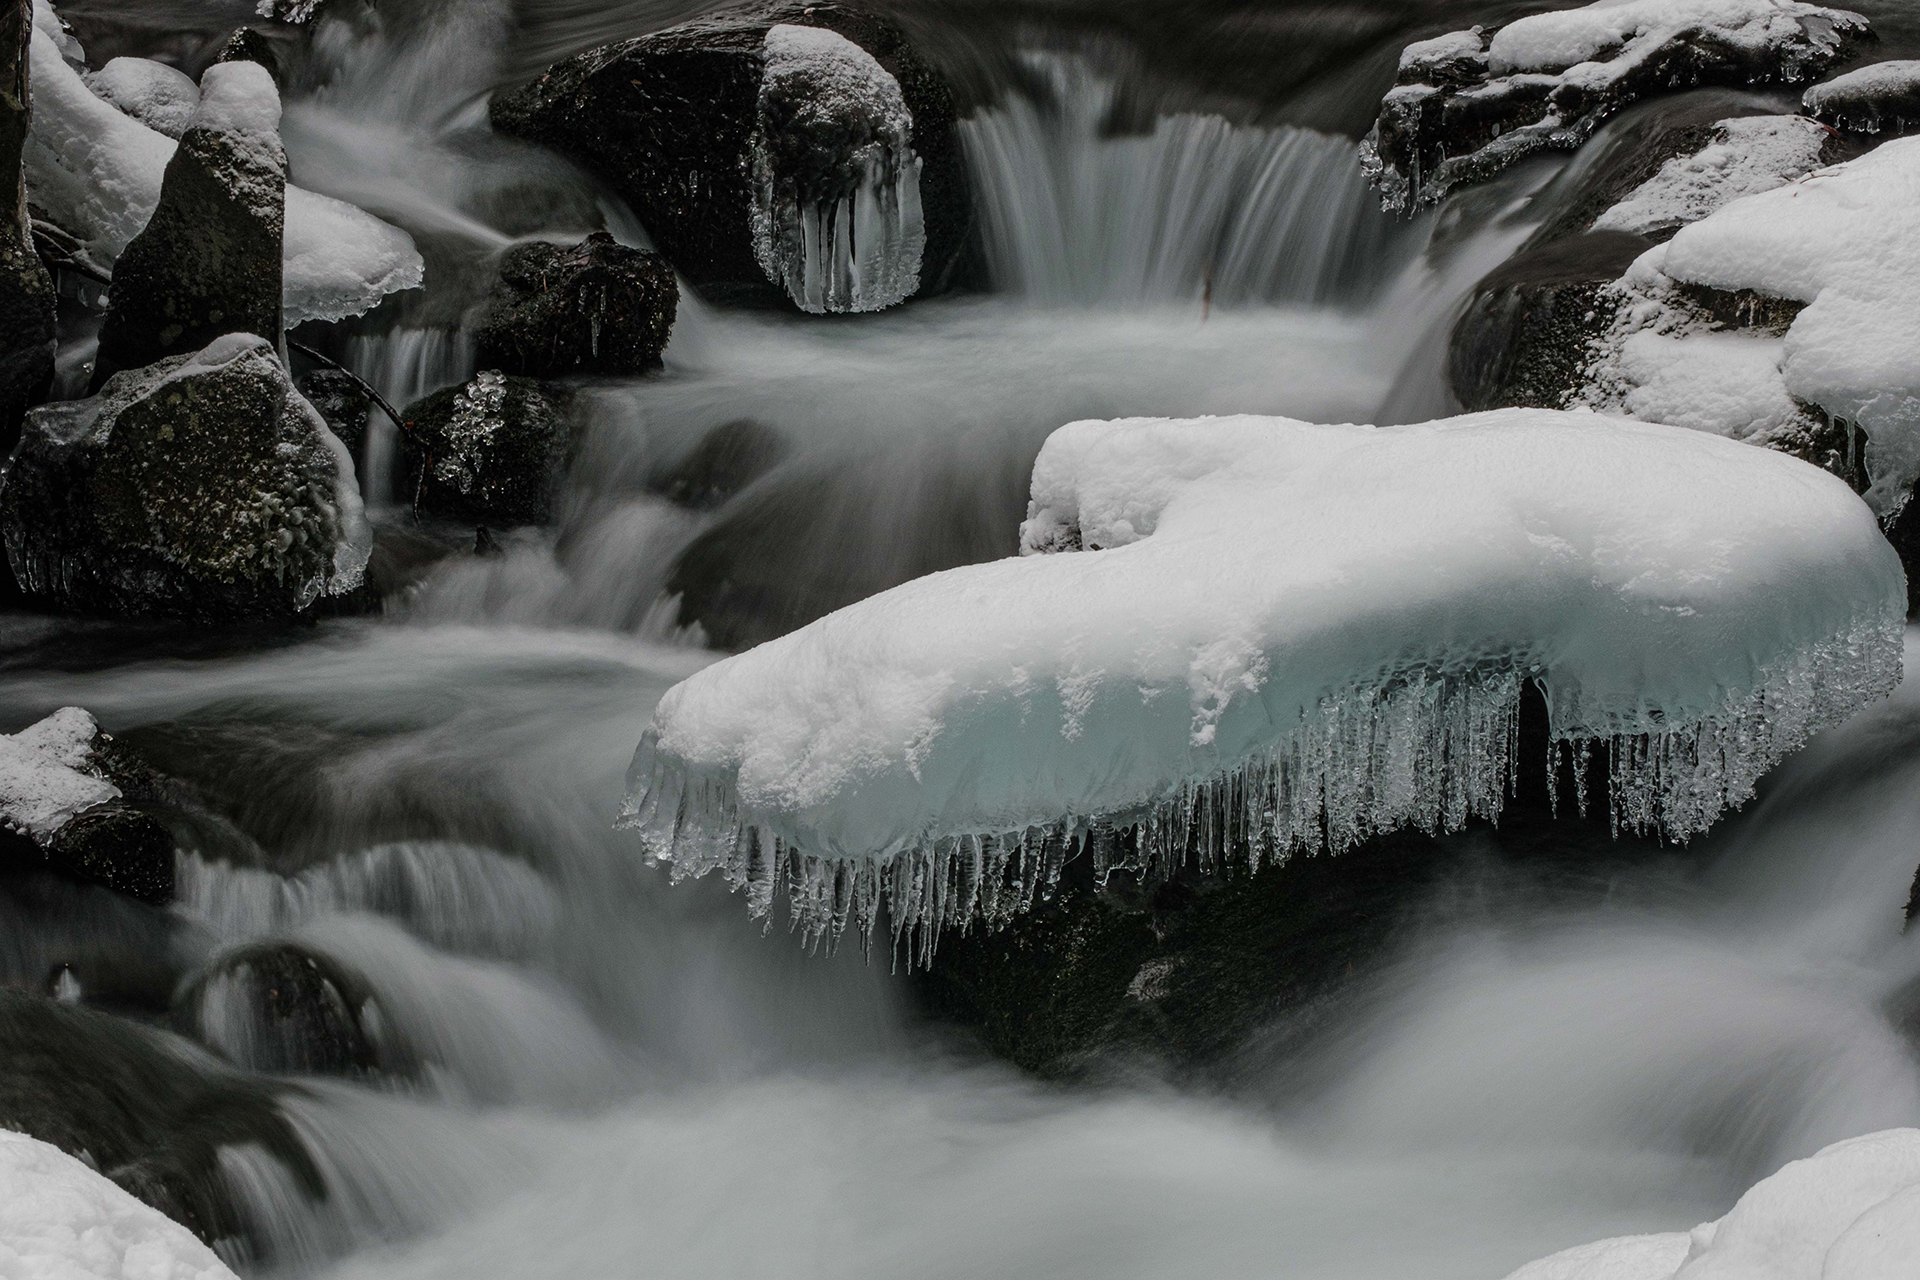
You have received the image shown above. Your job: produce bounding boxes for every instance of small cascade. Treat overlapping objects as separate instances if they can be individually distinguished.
[961,53,1403,308]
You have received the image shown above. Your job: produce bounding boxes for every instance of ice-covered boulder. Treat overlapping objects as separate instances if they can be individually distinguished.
[474,232,677,378]
[0,1128,238,1280]
[1590,114,1832,238]
[1578,135,1920,515]
[23,7,422,323]
[1,0,55,449]
[0,333,371,620]
[93,61,284,386]
[0,706,174,904]
[84,56,198,138]
[623,409,1904,956]
[1805,59,1920,134]
[1364,0,1869,212]
[490,1,968,313]
[1502,1128,1920,1280]
[399,371,568,526]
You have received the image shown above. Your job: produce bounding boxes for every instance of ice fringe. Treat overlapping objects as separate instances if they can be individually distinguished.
[749,25,924,314]
[623,620,1901,967]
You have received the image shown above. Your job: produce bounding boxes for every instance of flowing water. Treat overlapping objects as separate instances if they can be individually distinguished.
[11,1,1920,1277]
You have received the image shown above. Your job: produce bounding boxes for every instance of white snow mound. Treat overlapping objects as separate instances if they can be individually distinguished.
[623,409,1905,955]
[0,708,118,840]
[84,58,199,139]
[24,13,424,323]
[1591,116,1829,237]
[1503,1128,1920,1280]
[1487,0,1865,78]
[0,1128,238,1280]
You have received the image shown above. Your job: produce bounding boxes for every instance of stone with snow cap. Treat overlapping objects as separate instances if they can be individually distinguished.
[22,4,422,322]
[0,332,371,621]
[1364,0,1869,212]
[623,409,1904,960]
[1805,59,1920,134]
[93,59,285,385]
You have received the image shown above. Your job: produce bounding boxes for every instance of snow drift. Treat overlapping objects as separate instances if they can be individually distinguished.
[623,410,1905,957]
[0,1128,238,1280]
[1504,1127,1920,1280]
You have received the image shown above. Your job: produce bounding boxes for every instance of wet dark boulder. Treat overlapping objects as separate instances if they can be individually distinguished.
[474,232,677,378]
[1449,230,1653,412]
[0,989,320,1246]
[0,0,55,452]
[399,371,569,525]
[93,61,286,387]
[1,333,371,620]
[175,942,382,1078]
[1804,60,1920,134]
[653,418,787,510]
[491,1,970,312]
[214,26,283,84]
[294,366,370,463]
[0,706,175,904]
[1365,5,1869,211]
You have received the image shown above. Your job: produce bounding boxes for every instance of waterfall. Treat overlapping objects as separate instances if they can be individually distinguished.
[961,54,1403,308]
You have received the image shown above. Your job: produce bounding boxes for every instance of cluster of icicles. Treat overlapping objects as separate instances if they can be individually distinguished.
[621,614,1903,966]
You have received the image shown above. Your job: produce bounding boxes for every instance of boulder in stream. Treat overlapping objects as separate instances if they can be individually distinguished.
[0,332,372,620]
[92,60,285,387]
[1,0,56,451]
[176,941,383,1078]
[490,1,970,312]
[474,232,677,377]
[1805,59,1920,134]
[399,370,569,525]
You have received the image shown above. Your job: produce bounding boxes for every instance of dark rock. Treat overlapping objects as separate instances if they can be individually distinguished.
[491,1,970,310]
[1,333,371,620]
[1805,59,1920,134]
[0,872,182,1014]
[294,366,370,463]
[0,990,320,1246]
[175,942,381,1077]
[654,418,787,510]
[1881,492,1920,616]
[1366,8,1867,211]
[1448,230,1652,412]
[1907,861,1920,928]
[0,706,176,904]
[474,232,676,377]
[473,524,502,557]
[398,371,568,525]
[93,61,285,387]
[214,27,282,84]
[0,0,56,453]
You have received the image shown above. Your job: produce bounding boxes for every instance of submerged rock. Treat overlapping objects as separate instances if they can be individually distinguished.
[176,942,381,1078]
[399,371,568,525]
[0,333,371,620]
[93,60,285,386]
[0,706,173,904]
[474,232,677,377]
[1,0,56,450]
[491,0,969,312]
[1805,59,1920,134]
[0,989,319,1246]
[1364,1,1868,211]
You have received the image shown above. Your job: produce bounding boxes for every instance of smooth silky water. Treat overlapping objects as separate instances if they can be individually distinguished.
[11,1,1920,1276]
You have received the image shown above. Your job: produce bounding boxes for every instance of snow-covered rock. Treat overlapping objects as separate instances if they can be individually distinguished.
[622,409,1904,955]
[84,57,198,138]
[93,61,285,384]
[1804,59,1920,134]
[1579,135,1920,513]
[23,5,422,323]
[0,1128,238,1280]
[1590,115,1830,237]
[0,707,172,904]
[750,24,924,313]
[0,333,371,620]
[489,1,968,313]
[1503,1128,1920,1280]
[1365,0,1869,211]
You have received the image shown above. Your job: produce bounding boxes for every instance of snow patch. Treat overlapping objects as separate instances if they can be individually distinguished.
[25,20,424,323]
[0,708,118,841]
[622,410,1904,957]
[84,57,199,139]
[0,1129,238,1280]
[1591,116,1829,238]
[750,24,924,314]
[1504,1128,1920,1280]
